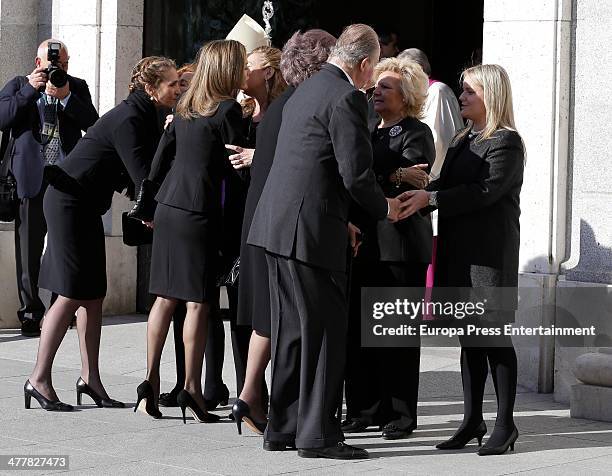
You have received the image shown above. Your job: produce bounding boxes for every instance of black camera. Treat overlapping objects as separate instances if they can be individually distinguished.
[44,42,68,88]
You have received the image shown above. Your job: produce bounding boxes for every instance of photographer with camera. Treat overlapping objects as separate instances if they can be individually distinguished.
[0,39,98,337]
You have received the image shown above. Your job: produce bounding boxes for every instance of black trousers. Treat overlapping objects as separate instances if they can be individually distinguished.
[264,253,347,449]
[345,261,426,429]
[15,185,48,322]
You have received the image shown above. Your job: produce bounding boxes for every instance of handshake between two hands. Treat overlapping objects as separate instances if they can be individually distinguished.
[386,189,430,223]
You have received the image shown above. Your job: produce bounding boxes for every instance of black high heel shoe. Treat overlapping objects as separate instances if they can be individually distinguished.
[76,377,124,408]
[232,399,267,435]
[203,384,230,410]
[177,390,221,424]
[436,421,487,449]
[134,380,162,419]
[478,425,518,456]
[24,380,73,412]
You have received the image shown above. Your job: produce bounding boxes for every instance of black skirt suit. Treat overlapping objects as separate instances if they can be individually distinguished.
[236,87,295,336]
[345,116,434,430]
[148,99,246,303]
[39,89,161,300]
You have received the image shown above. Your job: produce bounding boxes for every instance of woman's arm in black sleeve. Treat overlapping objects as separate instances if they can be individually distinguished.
[148,121,176,184]
[113,116,151,196]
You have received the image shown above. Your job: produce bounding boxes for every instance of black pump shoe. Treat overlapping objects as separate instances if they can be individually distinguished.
[76,377,124,408]
[24,380,73,411]
[177,390,221,424]
[158,387,181,407]
[203,384,230,410]
[478,426,518,456]
[232,399,267,435]
[134,380,162,419]
[436,421,487,449]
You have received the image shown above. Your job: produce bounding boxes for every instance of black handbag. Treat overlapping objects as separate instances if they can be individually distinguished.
[122,211,153,246]
[0,135,18,222]
[216,257,240,287]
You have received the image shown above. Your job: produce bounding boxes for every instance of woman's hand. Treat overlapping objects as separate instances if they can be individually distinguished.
[225,144,254,169]
[142,221,154,229]
[389,164,430,189]
[396,190,430,218]
[348,222,362,257]
[164,114,174,130]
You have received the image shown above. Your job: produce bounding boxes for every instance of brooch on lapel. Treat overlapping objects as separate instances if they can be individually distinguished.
[389,125,402,137]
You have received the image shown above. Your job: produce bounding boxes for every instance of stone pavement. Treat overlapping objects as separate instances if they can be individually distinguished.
[1,314,611,475]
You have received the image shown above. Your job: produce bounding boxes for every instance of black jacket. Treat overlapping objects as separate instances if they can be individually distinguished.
[355,116,434,263]
[248,63,388,272]
[0,74,98,198]
[151,99,245,215]
[428,128,524,289]
[46,89,161,214]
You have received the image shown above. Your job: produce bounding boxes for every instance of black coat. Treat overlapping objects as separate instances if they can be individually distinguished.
[46,89,161,214]
[151,99,245,215]
[0,75,98,198]
[248,64,388,272]
[429,128,524,292]
[354,116,434,264]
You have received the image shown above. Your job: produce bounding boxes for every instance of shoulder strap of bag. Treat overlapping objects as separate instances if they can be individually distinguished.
[0,131,15,177]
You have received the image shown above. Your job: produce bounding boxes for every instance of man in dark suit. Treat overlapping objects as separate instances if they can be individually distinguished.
[0,39,98,337]
[248,24,409,460]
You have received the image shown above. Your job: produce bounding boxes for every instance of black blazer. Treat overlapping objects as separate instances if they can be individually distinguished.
[46,89,161,214]
[248,63,388,272]
[428,128,524,288]
[0,75,98,198]
[151,99,245,215]
[370,116,434,263]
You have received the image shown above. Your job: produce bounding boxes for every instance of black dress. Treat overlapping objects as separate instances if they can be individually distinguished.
[236,87,295,336]
[39,89,160,299]
[148,99,246,303]
[345,116,434,430]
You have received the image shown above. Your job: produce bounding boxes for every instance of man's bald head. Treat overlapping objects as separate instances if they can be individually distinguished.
[36,39,69,72]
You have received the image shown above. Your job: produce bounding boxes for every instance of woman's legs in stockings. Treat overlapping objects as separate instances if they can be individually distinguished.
[76,298,109,398]
[145,296,178,402]
[29,296,93,400]
[237,330,270,422]
[183,301,210,410]
[457,344,489,430]
[485,337,517,446]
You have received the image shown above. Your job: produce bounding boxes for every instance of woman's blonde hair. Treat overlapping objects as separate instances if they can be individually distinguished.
[128,56,176,93]
[176,40,246,119]
[460,64,518,141]
[373,57,428,118]
[242,45,286,117]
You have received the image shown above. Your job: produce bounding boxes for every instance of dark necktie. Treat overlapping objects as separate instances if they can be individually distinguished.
[42,96,61,165]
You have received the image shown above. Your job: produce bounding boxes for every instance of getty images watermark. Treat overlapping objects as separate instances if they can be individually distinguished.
[361,287,612,347]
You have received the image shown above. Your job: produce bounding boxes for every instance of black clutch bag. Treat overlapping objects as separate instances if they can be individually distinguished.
[122,211,153,246]
[127,179,159,222]
[0,137,18,222]
[216,257,240,287]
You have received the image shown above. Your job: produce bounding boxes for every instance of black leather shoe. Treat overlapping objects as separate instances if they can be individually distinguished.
[298,442,369,460]
[263,440,296,451]
[158,387,181,407]
[76,377,124,408]
[341,419,369,433]
[232,399,267,435]
[21,320,41,338]
[436,421,487,449]
[203,383,230,410]
[478,426,518,456]
[24,380,73,411]
[382,423,416,440]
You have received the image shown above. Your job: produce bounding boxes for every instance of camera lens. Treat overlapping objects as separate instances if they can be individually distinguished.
[48,66,68,88]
